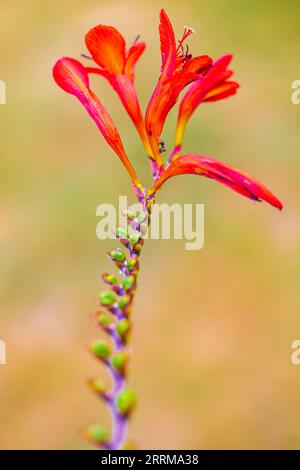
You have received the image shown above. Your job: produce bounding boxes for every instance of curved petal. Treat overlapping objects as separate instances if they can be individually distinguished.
[85,25,126,73]
[175,55,237,147]
[150,154,283,210]
[53,57,140,186]
[146,9,213,168]
[124,41,146,82]
[203,81,239,102]
[86,65,152,165]
[146,71,198,142]
[159,9,176,79]
[183,55,212,74]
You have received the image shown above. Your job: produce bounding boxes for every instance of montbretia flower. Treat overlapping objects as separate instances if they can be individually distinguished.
[145,10,212,174]
[53,8,282,210]
[53,7,283,452]
[173,54,240,155]
[52,57,141,192]
[84,26,153,163]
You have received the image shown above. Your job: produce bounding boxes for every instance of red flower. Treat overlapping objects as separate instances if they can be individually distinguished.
[150,154,283,209]
[53,9,282,210]
[145,9,212,174]
[84,26,155,168]
[174,54,239,153]
[52,57,141,191]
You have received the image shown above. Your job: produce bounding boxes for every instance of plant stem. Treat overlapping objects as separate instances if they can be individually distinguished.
[88,197,153,450]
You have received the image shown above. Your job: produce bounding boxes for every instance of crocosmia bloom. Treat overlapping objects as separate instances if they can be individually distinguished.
[53,8,283,451]
[53,8,282,210]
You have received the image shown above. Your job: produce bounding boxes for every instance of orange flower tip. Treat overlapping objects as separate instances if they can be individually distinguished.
[53,57,89,96]
[85,25,126,74]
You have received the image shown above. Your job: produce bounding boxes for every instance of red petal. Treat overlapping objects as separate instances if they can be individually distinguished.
[124,41,146,82]
[184,55,212,74]
[203,81,239,102]
[150,154,283,210]
[146,71,197,140]
[53,56,90,97]
[159,9,176,79]
[175,55,237,146]
[53,58,139,185]
[85,25,126,73]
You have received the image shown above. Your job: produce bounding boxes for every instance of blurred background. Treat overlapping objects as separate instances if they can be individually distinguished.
[0,0,300,450]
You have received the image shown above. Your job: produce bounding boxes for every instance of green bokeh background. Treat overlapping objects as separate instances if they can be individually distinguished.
[0,0,299,449]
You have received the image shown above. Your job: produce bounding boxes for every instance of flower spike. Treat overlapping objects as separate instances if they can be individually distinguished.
[53,57,141,191]
[53,9,283,452]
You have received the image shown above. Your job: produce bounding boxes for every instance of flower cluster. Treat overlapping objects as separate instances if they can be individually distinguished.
[53,9,282,210]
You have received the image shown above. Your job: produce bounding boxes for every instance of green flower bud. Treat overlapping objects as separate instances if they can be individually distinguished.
[129,232,141,246]
[109,248,126,263]
[115,388,136,416]
[97,314,111,326]
[124,208,135,219]
[102,273,118,285]
[116,227,128,239]
[86,425,109,443]
[111,352,127,373]
[122,276,135,291]
[99,290,115,306]
[88,378,107,395]
[118,295,130,311]
[116,319,130,338]
[91,339,111,359]
[126,257,137,270]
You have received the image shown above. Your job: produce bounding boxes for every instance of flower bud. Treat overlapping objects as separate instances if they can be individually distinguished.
[118,295,130,312]
[129,232,141,246]
[97,314,111,327]
[109,248,126,263]
[111,352,127,374]
[91,339,111,359]
[102,273,118,285]
[126,257,138,271]
[122,276,135,292]
[133,241,143,254]
[99,290,115,306]
[115,388,136,416]
[88,378,108,396]
[85,425,109,443]
[116,319,130,339]
[116,227,128,240]
[123,208,136,220]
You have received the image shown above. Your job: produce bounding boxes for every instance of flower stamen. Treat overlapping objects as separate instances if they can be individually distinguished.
[176,26,195,57]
